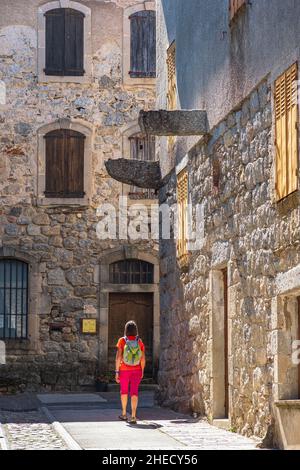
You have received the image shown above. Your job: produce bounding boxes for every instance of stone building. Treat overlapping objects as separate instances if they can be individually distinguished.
[109,0,300,449]
[0,0,160,392]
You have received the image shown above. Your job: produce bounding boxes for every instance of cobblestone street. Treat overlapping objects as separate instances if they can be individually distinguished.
[0,393,260,450]
[0,410,68,450]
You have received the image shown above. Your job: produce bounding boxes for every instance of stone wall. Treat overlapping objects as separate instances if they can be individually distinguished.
[157,78,300,440]
[0,0,157,391]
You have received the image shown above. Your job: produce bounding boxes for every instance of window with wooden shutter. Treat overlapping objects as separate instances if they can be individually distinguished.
[129,133,157,199]
[45,129,85,198]
[167,42,176,153]
[129,10,156,78]
[229,0,247,23]
[167,41,176,111]
[275,63,299,201]
[45,8,84,76]
[177,169,189,268]
[212,159,221,192]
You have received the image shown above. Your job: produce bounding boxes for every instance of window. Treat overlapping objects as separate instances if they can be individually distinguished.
[229,0,247,22]
[45,129,85,198]
[109,260,154,284]
[167,42,176,152]
[275,63,298,201]
[177,169,189,268]
[0,259,28,339]
[129,133,157,199]
[129,10,156,78]
[45,8,84,76]
[212,159,221,193]
[167,41,176,111]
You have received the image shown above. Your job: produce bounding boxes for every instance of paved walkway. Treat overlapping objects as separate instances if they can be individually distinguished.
[0,392,260,450]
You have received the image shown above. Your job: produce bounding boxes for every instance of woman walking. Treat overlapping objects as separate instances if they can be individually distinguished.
[115,320,145,424]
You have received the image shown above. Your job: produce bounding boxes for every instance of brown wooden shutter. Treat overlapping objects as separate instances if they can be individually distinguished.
[129,134,156,199]
[45,129,85,198]
[65,130,85,197]
[275,63,298,201]
[45,130,65,196]
[45,9,65,75]
[64,8,85,76]
[130,134,155,162]
[129,10,156,78]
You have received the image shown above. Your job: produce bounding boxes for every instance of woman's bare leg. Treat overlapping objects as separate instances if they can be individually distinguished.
[131,395,138,418]
[121,394,128,416]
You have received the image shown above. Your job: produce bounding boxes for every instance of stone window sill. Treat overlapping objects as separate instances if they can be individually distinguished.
[128,198,158,206]
[3,338,37,354]
[275,400,300,409]
[38,74,92,85]
[123,77,156,88]
[37,196,90,207]
[177,254,190,272]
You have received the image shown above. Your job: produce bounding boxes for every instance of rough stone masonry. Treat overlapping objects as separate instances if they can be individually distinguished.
[157,79,300,441]
[0,0,157,392]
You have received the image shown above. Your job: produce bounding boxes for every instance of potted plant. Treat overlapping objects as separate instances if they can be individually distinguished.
[95,374,109,392]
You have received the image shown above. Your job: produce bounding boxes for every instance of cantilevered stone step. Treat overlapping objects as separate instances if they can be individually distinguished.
[139,110,208,136]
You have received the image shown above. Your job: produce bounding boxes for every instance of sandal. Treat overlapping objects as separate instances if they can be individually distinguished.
[119,415,128,421]
[128,417,137,424]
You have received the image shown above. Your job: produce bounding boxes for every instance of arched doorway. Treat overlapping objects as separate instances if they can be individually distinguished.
[98,248,159,380]
[108,260,154,376]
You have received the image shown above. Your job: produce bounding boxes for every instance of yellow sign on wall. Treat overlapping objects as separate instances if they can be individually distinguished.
[81,319,97,335]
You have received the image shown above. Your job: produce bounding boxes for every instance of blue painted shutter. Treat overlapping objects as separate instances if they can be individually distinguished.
[130,10,156,78]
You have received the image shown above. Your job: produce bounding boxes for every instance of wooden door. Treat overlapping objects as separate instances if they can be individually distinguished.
[108,293,153,377]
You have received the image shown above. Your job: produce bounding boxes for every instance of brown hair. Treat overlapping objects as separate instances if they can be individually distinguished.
[124,320,138,337]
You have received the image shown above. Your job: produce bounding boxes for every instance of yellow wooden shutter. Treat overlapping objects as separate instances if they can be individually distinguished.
[275,63,298,201]
[167,41,176,111]
[177,170,189,267]
[167,42,176,153]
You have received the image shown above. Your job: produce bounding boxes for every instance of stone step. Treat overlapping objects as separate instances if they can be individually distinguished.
[212,419,230,431]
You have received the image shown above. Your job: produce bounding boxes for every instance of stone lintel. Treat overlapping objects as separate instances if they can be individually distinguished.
[105,158,162,190]
[138,110,209,136]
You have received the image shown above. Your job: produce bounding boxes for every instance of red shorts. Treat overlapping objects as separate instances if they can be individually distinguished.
[119,369,142,397]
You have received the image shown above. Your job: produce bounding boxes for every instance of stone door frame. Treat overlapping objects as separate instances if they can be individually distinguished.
[272,265,300,401]
[98,247,159,376]
[272,264,300,448]
[208,243,233,424]
[209,268,231,420]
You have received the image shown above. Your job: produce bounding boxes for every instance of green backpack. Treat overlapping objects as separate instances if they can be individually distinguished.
[123,336,142,366]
